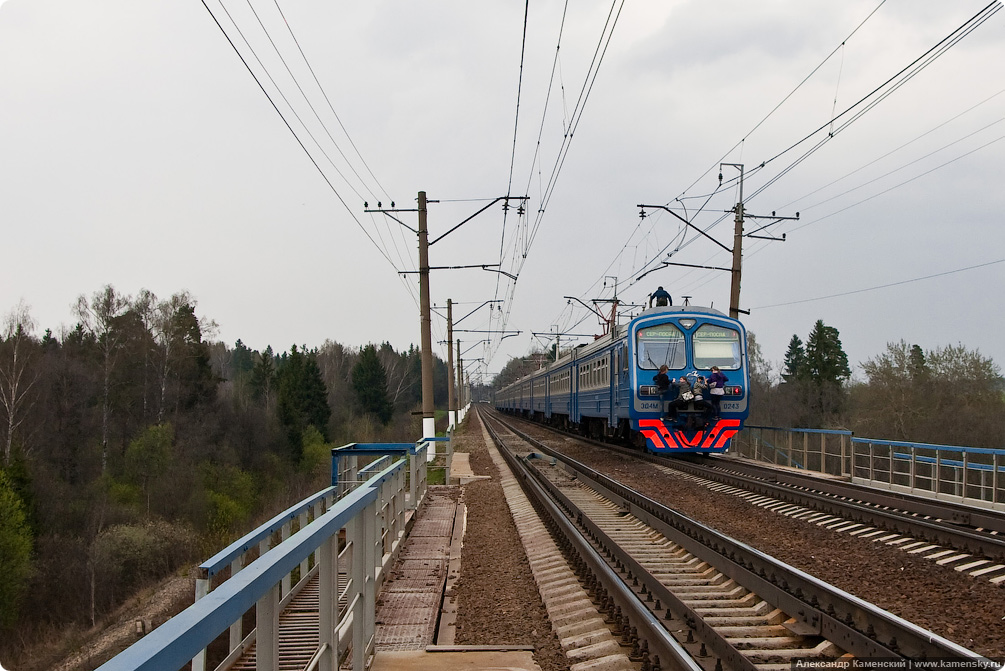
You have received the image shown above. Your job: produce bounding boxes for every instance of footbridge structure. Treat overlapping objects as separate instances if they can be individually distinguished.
[95,433,452,671]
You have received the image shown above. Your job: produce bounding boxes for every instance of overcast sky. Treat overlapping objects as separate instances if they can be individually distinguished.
[2,0,1003,384]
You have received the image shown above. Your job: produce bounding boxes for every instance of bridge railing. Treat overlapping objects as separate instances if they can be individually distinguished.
[332,439,433,508]
[734,425,1005,511]
[851,437,1005,510]
[733,425,852,476]
[96,457,408,671]
[190,486,338,671]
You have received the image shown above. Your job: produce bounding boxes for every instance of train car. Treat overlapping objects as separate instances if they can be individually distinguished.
[494,304,749,454]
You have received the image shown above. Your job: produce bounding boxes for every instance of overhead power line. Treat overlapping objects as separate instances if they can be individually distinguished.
[747,1,1002,202]
[675,0,889,201]
[199,0,404,275]
[751,259,1005,309]
[621,1,1002,311]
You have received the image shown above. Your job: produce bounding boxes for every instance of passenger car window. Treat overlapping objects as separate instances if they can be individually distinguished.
[693,324,741,370]
[636,323,686,370]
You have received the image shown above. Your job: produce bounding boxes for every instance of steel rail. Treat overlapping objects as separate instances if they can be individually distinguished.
[657,457,1005,561]
[482,411,703,671]
[703,455,1005,533]
[498,409,1005,561]
[485,409,989,664]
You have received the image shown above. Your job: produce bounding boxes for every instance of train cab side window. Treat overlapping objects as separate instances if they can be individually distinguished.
[693,324,742,370]
[636,323,686,370]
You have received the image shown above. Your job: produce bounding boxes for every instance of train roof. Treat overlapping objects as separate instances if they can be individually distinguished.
[634,304,728,318]
[497,304,738,392]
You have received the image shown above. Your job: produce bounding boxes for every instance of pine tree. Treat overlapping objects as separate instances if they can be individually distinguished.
[782,335,807,382]
[352,344,393,425]
[805,320,851,385]
[231,339,255,378]
[251,345,276,404]
[277,346,331,462]
[803,320,851,423]
[908,344,929,382]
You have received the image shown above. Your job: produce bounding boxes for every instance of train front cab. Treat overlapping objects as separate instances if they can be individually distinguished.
[628,308,749,453]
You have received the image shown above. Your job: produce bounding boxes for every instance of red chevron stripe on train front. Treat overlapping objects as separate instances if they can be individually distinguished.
[638,418,740,452]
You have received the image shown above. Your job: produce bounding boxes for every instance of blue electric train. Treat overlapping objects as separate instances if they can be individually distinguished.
[494,305,750,454]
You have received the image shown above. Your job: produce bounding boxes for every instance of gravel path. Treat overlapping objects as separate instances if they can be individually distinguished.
[450,415,571,671]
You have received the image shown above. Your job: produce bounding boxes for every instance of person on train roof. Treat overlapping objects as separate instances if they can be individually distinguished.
[649,286,672,308]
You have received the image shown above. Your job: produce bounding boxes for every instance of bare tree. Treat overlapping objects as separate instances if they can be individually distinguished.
[75,285,131,473]
[152,291,191,423]
[0,300,40,466]
[132,289,159,420]
[376,342,417,407]
[316,339,353,411]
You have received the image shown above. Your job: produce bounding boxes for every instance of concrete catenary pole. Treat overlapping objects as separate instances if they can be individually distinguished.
[456,339,463,411]
[728,164,745,321]
[446,299,456,430]
[418,191,436,439]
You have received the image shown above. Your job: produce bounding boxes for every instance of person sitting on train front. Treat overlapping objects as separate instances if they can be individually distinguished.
[670,376,694,410]
[692,375,708,401]
[649,286,672,308]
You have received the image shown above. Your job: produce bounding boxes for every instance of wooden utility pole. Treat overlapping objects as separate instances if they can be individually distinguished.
[366,193,527,433]
[418,191,435,439]
[639,165,795,319]
[456,339,463,410]
[726,163,745,321]
[721,162,797,319]
[446,299,456,430]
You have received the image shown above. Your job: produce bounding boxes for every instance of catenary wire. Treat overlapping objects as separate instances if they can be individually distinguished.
[673,0,888,201]
[241,0,414,279]
[752,259,1005,310]
[199,0,402,273]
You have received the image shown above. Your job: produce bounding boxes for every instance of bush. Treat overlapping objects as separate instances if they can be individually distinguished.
[0,470,33,628]
[89,520,197,615]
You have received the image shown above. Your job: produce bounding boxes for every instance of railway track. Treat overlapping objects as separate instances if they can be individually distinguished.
[660,455,1005,567]
[478,407,990,670]
[502,410,1005,577]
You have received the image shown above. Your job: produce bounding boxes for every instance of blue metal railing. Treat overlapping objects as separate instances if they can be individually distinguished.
[198,487,337,582]
[94,432,457,671]
[852,437,1005,505]
[96,458,407,671]
[735,426,1005,508]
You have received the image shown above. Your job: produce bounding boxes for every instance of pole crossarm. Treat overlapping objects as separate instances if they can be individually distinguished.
[564,295,607,320]
[401,263,499,274]
[429,196,529,246]
[455,299,503,326]
[530,331,596,338]
[364,206,419,233]
[638,204,732,254]
[453,329,521,335]
[659,261,733,273]
[744,212,799,240]
[460,339,491,356]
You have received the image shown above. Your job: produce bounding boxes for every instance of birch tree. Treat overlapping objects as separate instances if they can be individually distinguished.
[75,285,131,473]
[0,300,40,466]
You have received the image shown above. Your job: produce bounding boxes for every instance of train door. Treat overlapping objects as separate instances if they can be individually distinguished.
[571,361,579,424]
[613,348,619,409]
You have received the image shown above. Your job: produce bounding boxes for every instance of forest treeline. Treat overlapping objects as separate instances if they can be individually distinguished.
[0,285,451,663]
[485,318,1005,448]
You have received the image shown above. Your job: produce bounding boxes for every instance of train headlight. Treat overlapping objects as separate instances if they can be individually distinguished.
[726,385,742,396]
[639,385,660,396]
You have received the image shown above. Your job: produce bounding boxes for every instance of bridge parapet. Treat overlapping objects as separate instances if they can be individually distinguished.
[96,456,409,671]
[735,425,1005,511]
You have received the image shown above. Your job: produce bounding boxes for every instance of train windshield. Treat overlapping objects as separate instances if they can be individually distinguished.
[636,323,686,370]
[693,324,742,370]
